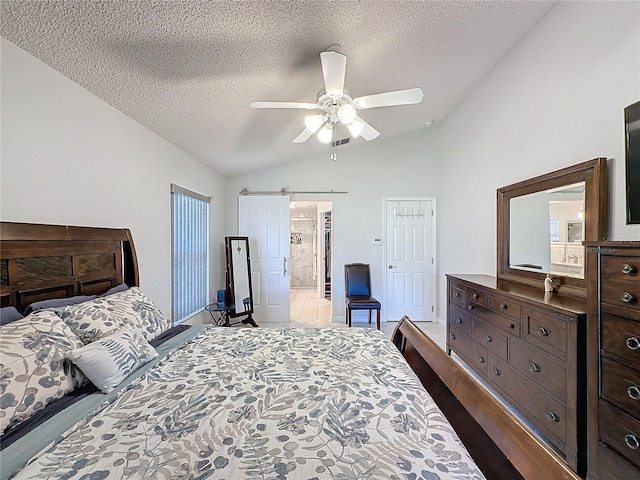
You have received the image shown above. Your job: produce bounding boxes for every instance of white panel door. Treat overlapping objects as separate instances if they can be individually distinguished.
[238,196,290,322]
[385,199,435,321]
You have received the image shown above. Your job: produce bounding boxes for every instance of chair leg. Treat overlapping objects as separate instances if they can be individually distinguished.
[345,306,348,324]
[376,310,381,330]
[368,310,372,324]
[348,309,352,328]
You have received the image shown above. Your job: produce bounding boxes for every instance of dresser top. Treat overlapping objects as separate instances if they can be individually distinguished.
[446,273,587,317]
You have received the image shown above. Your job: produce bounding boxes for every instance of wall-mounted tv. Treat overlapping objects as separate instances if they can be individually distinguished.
[625,100,640,224]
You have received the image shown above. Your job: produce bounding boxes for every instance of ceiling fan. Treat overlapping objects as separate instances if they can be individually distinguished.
[250,45,424,145]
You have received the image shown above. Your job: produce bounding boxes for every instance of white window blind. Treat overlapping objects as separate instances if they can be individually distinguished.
[171,184,210,324]
[550,216,560,242]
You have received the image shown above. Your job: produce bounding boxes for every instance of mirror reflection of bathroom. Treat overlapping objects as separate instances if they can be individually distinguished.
[289,201,332,324]
[510,181,585,279]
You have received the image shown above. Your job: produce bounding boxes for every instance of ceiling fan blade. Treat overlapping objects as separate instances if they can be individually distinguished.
[356,117,380,141]
[250,101,318,109]
[292,128,313,144]
[320,50,346,99]
[352,88,424,109]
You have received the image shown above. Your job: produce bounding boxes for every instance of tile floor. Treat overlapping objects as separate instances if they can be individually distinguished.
[262,287,447,349]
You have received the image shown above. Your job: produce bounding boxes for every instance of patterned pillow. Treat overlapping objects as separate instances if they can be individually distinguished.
[0,310,86,433]
[60,287,172,344]
[66,326,158,394]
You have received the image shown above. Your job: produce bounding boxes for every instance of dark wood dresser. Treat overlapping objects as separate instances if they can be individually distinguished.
[586,242,640,480]
[446,274,587,475]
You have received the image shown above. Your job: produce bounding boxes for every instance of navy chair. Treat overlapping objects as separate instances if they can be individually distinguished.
[344,263,381,330]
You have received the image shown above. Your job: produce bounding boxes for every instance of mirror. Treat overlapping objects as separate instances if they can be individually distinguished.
[497,158,607,297]
[509,181,585,278]
[225,236,258,327]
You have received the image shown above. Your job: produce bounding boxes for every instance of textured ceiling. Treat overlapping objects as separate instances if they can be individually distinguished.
[1,1,558,177]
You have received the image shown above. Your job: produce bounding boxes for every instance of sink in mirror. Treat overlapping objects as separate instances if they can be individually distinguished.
[497,158,607,297]
[510,181,585,278]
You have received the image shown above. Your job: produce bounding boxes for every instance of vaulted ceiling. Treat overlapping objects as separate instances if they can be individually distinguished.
[1,1,558,177]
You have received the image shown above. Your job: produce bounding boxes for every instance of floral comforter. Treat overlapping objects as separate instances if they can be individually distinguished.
[14,327,484,479]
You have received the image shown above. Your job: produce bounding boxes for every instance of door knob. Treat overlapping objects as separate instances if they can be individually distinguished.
[388,265,398,269]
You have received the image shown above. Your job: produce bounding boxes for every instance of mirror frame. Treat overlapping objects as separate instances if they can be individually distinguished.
[497,158,607,298]
[225,236,254,319]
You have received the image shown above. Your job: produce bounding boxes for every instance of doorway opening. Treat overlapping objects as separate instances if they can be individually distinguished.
[289,201,332,324]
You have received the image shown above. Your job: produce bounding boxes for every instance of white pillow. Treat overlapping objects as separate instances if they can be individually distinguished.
[0,311,85,433]
[66,326,158,393]
[60,287,172,344]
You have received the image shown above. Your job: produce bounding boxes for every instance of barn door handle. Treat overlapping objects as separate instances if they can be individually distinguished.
[283,257,288,276]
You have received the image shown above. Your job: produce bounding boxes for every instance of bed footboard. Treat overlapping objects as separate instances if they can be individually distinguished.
[391,317,581,480]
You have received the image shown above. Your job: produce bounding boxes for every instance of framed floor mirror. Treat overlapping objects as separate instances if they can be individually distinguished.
[225,236,258,327]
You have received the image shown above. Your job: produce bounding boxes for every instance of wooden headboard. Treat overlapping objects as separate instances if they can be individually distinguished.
[0,222,139,312]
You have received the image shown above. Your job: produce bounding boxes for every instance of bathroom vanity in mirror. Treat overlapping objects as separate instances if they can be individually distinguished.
[447,158,608,477]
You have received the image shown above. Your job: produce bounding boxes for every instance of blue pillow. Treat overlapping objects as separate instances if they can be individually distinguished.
[23,295,98,316]
[0,306,24,325]
[101,283,129,296]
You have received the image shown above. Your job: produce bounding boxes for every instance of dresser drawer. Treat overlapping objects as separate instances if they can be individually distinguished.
[490,356,567,448]
[509,340,567,403]
[599,400,640,470]
[448,305,473,338]
[489,294,521,321]
[449,326,489,377]
[522,308,567,359]
[449,283,464,308]
[602,356,640,419]
[602,281,640,311]
[473,320,508,362]
[466,286,488,306]
[466,302,521,337]
[602,255,640,285]
[601,313,640,368]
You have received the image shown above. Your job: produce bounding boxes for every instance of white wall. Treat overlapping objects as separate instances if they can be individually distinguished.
[1,38,228,322]
[437,0,639,318]
[228,1,640,323]
[225,129,441,322]
[2,2,637,325]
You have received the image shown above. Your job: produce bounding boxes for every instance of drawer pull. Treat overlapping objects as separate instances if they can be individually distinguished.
[451,333,456,340]
[477,356,485,364]
[454,292,460,297]
[456,317,462,324]
[546,412,559,423]
[468,305,475,311]
[493,368,501,376]
[621,263,635,274]
[621,292,635,303]
[472,293,479,300]
[625,434,640,450]
[484,335,492,343]
[537,327,550,337]
[627,385,640,400]
[507,323,515,330]
[627,336,640,350]
[529,363,541,373]
[499,304,508,310]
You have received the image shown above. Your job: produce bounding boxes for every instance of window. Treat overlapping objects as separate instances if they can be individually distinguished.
[171,184,210,324]
[549,215,560,242]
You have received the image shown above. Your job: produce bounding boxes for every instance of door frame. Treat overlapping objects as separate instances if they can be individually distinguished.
[382,197,437,322]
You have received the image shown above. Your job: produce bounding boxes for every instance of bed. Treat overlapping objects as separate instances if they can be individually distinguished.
[0,222,581,480]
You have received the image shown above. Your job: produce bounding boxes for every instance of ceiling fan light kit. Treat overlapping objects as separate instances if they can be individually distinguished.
[250,45,424,153]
